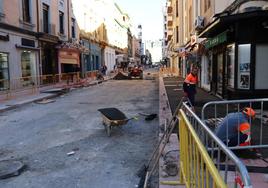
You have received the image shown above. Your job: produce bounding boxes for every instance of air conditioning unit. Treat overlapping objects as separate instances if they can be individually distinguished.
[263,4,268,10]
[194,16,205,30]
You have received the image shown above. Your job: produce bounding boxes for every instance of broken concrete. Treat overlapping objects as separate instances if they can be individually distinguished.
[113,71,130,80]
[0,160,25,179]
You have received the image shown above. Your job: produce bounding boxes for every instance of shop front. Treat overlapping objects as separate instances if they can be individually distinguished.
[90,42,102,71]
[0,29,39,90]
[199,10,268,99]
[80,39,90,78]
[200,52,212,92]
[58,48,80,74]
[19,49,39,87]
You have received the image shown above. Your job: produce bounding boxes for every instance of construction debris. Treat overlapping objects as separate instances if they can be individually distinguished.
[35,99,55,104]
[0,160,25,179]
[67,151,75,156]
[113,71,129,80]
[41,88,69,94]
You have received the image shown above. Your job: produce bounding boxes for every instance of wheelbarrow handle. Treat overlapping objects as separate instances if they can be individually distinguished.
[127,116,139,121]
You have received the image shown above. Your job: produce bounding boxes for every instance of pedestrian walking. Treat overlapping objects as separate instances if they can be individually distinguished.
[215,107,255,146]
[183,65,198,107]
[101,64,107,76]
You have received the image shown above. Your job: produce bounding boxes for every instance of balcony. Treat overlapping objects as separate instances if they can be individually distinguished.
[37,20,59,43]
[167,28,173,41]
[167,6,173,13]
[39,19,56,36]
[167,15,173,26]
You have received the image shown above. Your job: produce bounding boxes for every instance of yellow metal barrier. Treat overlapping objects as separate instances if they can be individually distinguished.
[179,109,227,188]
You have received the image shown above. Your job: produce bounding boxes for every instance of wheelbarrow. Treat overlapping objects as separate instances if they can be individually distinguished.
[98,108,137,136]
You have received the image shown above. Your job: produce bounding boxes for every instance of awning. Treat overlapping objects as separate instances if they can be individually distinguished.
[59,58,78,65]
[198,10,268,38]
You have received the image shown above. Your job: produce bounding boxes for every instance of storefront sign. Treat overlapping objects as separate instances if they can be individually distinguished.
[58,50,79,65]
[205,31,227,49]
[0,32,9,41]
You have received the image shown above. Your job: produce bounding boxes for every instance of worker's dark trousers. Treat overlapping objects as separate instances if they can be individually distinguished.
[224,133,248,146]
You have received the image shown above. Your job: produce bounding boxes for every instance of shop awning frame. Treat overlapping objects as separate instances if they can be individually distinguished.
[198,10,268,38]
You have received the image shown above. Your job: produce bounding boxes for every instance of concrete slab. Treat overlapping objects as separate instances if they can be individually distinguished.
[0,160,25,179]
[0,93,58,113]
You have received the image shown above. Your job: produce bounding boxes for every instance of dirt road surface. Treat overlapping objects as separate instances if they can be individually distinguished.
[0,73,159,188]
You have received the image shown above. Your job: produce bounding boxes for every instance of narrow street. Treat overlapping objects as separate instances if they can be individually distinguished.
[0,73,159,188]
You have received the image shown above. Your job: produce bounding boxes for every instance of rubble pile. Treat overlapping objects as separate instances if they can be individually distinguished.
[113,72,129,80]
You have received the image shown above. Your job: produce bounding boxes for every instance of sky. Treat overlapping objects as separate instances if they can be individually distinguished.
[115,0,165,41]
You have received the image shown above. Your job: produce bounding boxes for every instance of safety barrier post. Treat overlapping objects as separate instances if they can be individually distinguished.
[179,107,231,188]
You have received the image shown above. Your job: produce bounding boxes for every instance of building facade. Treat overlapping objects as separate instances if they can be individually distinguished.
[72,0,131,75]
[0,0,40,90]
[164,0,268,99]
[199,0,268,99]
[0,0,81,91]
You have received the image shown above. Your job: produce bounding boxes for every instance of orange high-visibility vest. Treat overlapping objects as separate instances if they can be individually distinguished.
[185,73,198,84]
[239,122,250,135]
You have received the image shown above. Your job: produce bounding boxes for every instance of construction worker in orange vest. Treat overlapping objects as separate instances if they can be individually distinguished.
[183,65,198,107]
[215,107,255,146]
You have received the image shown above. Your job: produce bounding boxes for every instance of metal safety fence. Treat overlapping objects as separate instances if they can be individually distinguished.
[0,70,99,99]
[201,98,268,151]
[179,103,252,188]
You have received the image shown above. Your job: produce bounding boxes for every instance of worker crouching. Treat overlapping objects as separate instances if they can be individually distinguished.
[215,107,256,147]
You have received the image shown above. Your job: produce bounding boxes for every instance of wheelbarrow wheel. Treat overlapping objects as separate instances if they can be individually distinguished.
[106,125,111,136]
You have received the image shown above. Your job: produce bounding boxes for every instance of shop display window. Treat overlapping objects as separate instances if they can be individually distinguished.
[226,44,235,88]
[238,44,250,89]
[255,45,268,89]
[0,53,9,90]
[21,51,36,87]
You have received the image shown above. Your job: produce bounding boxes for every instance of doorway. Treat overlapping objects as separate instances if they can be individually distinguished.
[216,53,223,96]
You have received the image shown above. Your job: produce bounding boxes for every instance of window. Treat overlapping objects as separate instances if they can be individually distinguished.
[0,53,9,90]
[22,0,31,22]
[71,18,76,38]
[43,4,49,33]
[238,44,251,89]
[59,0,64,7]
[21,51,36,87]
[226,44,235,88]
[92,55,95,70]
[204,0,211,12]
[176,26,179,43]
[255,45,268,89]
[176,0,178,17]
[59,11,64,34]
[0,0,3,14]
[189,6,192,32]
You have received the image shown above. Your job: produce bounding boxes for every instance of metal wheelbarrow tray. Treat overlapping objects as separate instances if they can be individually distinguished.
[98,108,132,136]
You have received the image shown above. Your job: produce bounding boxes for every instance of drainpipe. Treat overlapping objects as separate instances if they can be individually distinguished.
[67,0,70,39]
[36,0,42,87]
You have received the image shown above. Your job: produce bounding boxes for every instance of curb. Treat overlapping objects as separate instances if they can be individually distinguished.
[0,77,115,113]
[159,76,183,188]
[0,93,60,113]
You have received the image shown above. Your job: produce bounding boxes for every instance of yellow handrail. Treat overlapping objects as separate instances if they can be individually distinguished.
[179,109,227,188]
